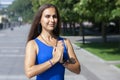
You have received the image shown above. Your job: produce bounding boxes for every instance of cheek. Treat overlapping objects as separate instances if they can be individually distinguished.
[40,18,47,24]
[55,19,58,24]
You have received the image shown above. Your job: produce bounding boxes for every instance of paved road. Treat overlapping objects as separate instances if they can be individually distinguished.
[0,24,120,80]
[0,24,87,80]
[0,25,28,80]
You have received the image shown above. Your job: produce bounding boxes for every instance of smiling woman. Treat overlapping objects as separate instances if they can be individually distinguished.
[24,4,81,80]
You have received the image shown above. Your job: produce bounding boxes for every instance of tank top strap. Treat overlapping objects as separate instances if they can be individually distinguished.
[34,38,40,45]
[58,37,67,50]
[34,38,42,50]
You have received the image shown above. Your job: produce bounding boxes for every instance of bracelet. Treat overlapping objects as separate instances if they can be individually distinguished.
[49,60,53,66]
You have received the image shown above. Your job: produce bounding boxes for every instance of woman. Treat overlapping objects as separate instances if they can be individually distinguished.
[24,4,80,80]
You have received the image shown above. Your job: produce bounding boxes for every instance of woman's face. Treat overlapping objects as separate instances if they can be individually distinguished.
[40,7,58,32]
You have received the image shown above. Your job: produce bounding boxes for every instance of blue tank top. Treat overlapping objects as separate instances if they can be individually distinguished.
[34,37,69,80]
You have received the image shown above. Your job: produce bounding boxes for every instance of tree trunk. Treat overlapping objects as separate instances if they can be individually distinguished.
[69,22,72,35]
[80,24,85,44]
[62,22,67,35]
[101,23,107,42]
[79,23,82,36]
[118,20,120,34]
[72,22,75,35]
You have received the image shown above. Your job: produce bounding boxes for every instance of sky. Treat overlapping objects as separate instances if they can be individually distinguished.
[0,0,14,4]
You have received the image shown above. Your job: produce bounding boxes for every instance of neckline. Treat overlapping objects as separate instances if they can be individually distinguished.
[41,35,58,47]
[36,37,59,48]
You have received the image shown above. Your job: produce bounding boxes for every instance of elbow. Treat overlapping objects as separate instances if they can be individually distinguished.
[76,69,81,74]
[25,71,34,79]
[24,67,35,79]
[76,72,80,74]
[72,69,80,74]
[75,69,81,74]
[25,73,32,79]
[75,64,81,74]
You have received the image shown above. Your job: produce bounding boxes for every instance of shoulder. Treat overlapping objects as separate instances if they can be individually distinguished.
[26,40,36,46]
[58,37,70,43]
[26,40,37,50]
[59,37,71,46]
[63,38,71,46]
[58,37,70,42]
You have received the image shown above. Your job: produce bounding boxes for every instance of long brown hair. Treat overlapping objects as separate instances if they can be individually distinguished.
[27,4,61,42]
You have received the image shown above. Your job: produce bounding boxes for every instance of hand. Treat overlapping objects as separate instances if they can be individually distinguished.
[52,41,64,63]
[63,57,76,65]
[67,57,76,64]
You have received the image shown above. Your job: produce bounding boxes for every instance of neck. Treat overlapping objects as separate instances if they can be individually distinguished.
[40,31,54,40]
[40,32,58,47]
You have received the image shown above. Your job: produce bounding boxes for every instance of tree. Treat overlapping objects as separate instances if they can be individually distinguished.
[8,0,33,22]
[74,0,119,42]
[31,0,120,41]
[31,0,80,35]
[111,0,120,34]
[31,0,40,13]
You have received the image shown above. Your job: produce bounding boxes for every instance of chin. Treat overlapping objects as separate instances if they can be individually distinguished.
[49,26,55,30]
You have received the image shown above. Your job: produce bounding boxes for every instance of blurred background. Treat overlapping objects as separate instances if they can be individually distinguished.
[0,0,120,38]
[0,0,120,80]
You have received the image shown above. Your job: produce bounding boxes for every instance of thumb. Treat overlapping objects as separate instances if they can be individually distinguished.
[52,47,56,55]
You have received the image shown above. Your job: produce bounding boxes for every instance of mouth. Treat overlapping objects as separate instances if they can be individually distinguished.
[49,24,55,27]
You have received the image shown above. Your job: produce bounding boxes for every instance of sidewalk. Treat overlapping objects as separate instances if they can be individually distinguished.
[0,24,120,80]
[0,24,86,80]
[64,36,120,80]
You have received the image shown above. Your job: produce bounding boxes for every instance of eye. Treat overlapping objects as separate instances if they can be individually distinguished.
[53,15,57,18]
[45,15,50,18]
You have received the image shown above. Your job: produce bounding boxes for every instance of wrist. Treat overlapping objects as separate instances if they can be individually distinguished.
[50,58,57,65]
[49,60,53,66]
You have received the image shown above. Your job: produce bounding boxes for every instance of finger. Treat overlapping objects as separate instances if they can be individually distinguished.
[57,41,63,47]
[57,40,63,44]
[52,47,56,55]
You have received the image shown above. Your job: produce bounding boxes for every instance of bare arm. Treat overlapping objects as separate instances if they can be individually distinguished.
[24,40,64,78]
[24,40,56,78]
[63,39,81,74]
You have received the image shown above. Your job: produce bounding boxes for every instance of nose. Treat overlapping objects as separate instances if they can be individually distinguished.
[50,16,54,22]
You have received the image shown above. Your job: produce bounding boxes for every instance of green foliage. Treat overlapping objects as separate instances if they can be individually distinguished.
[31,0,40,12]
[116,0,120,5]
[110,0,120,20]
[111,8,120,19]
[36,0,79,22]
[74,0,119,23]
[8,0,33,22]
[8,0,120,23]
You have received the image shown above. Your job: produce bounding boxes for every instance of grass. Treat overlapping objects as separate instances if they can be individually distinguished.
[116,64,120,68]
[76,41,120,61]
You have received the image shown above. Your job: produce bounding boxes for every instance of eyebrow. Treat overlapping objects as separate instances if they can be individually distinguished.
[44,14,57,17]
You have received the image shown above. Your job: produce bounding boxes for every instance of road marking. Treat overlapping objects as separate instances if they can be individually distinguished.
[0,75,32,80]
[0,33,6,37]
[0,54,24,57]
[0,47,24,49]
[65,75,87,80]
[1,49,19,53]
[0,75,87,80]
